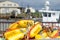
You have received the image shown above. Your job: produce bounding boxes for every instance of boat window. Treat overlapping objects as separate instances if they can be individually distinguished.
[3,4,5,6]
[48,13,51,17]
[43,12,47,17]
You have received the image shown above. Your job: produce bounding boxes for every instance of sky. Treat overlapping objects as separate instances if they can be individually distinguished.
[0,0,60,10]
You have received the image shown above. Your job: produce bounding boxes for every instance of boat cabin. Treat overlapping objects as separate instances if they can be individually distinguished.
[39,1,60,22]
[39,10,60,22]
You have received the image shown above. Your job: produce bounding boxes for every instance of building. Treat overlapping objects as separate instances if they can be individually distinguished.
[39,1,60,22]
[25,7,36,13]
[0,1,21,14]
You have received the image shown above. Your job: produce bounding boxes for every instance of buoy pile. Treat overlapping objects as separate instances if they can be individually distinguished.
[4,20,60,40]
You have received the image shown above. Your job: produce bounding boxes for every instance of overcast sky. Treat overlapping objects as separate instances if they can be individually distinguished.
[0,0,60,10]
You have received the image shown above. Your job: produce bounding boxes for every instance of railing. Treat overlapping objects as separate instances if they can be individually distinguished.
[0,22,60,31]
[0,19,20,31]
[0,18,60,31]
[42,22,60,29]
[0,22,14,31]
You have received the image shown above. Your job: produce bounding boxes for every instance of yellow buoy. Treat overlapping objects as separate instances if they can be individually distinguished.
[30,22,42,38]
[9,20,34,29]
[48,30,58,38]
[4,29,24,40]
[9,23,18,29]
[42,32,48,38]
[16,20,34,28]
[35,34,43,39]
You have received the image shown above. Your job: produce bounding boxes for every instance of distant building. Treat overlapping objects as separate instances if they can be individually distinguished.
[25,7,36,13]
[0,1,21,14]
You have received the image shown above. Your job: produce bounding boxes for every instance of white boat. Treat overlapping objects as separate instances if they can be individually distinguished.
[39,1,60,22]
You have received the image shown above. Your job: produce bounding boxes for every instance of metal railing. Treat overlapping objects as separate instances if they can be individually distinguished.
[42,22,60,30]
[0,22,60,31]
[0,18,60,31]
[0,19,20,31]
[0,21,14,31]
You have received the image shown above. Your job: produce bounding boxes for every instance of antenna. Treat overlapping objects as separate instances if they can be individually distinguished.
[27,4,30,9]
[45,1,50,10]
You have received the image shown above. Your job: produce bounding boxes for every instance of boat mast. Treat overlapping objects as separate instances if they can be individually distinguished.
[45,1,50,11]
